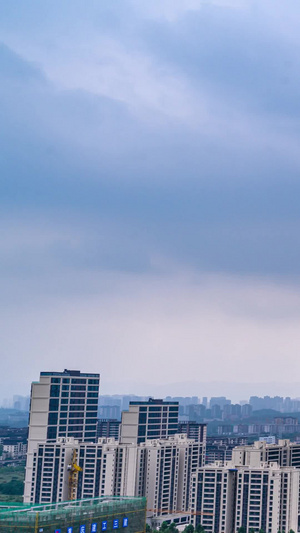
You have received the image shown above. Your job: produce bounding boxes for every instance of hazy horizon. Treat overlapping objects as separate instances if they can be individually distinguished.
[3,377,300,406]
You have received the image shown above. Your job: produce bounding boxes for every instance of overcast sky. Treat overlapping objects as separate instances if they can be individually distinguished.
[1,0,300,402]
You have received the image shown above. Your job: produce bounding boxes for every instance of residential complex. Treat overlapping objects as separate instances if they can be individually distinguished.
[24,370,300,532]
[28,433,205,509]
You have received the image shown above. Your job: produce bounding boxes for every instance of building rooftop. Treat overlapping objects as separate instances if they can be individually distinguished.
[40,369,100,378]
[129,398,179,406]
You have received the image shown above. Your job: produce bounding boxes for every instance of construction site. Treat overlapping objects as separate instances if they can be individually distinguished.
[0,496,147,533]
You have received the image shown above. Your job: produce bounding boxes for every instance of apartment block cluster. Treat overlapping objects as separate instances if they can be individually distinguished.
[191,439,300,533]
[24,371,300,532]
[25,370,206,522]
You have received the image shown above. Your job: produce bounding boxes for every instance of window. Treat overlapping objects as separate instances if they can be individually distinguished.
[49,399,59,411]
[50,385,60,397]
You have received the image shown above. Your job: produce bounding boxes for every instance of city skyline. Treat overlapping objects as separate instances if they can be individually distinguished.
[5,381,300,408]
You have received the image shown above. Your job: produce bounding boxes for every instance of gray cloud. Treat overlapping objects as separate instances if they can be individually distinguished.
[1,0,300,397]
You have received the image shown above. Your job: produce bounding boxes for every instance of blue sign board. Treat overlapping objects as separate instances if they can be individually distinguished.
[123,518,128,528]
[80,526,86,533]
[113,520,119,529]
[102,522,108,531]
[55,530,61,533]
[68,529,73,533]
[91,524,97,533]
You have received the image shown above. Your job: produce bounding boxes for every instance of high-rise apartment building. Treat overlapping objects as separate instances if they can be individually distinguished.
[191,461,299,533]
[24,369,100,503]
[119,398,179,445]
[136,434,202,516]
[191,463,236,533]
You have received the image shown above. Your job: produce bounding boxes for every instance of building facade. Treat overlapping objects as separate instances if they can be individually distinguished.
[97,419,120,439]
[178,421,207,443]
[29,434,204,511]
[119,399,179,445]
[191,461,299,533]
[24,369,100,502]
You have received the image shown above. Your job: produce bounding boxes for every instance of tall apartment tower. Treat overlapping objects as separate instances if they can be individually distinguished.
[24,369,100,503]
[119,398,179,445]
[136,434,204,516]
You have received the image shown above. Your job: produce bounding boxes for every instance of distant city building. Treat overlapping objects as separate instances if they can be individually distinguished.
[13,395,30,411]
[222,404,241,420]
[2,441,27,458]
[210,397,231,409]
[202,397,208,408]
[211,404,222,419]
[187,404,206,421]
[98,396,122,408]
[98,405,121,420]
[241,403,252,417]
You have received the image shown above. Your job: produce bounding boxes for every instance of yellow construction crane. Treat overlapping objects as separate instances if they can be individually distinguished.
[67,449,83,500]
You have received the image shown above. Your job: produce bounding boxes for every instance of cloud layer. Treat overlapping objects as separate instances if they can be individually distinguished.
[1,0,300,399]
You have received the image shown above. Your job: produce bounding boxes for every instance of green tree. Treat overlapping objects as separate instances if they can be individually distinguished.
[160,523,169,532]
[195,525,205,533]
[237,528,246,533]
[183,525,194,533]
[146,524,152,533]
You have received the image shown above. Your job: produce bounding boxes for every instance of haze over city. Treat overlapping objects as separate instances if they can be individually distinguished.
[1,0,300,400]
